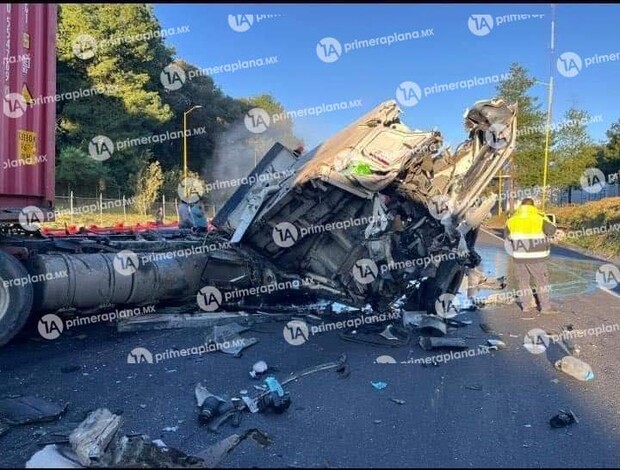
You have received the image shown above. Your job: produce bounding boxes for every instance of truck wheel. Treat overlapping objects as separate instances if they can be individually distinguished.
[0,252,34,347]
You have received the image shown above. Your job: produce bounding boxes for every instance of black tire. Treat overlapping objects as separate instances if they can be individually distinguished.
[0,251,34,347]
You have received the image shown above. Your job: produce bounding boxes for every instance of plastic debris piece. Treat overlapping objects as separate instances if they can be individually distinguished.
[371,381,387,390]
[26,444,83,468]
[487,339,507,350]
[162,426,178,433]
[249,361,269,379]
[555,356,594,381]
[390,398,405,405]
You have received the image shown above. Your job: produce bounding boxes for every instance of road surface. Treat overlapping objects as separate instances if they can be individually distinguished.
[0,231,619,467]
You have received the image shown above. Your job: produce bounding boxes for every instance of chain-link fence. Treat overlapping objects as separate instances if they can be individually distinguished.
[54,192,217,225]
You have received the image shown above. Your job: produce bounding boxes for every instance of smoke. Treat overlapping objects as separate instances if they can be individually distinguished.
[205,117,300,208]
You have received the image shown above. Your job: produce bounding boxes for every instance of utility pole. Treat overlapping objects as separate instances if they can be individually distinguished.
[182,105,203,197]
[541,4,556,211]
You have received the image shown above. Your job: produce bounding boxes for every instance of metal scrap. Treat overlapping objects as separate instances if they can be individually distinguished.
[0,395,67,425]
[418,336,468,351]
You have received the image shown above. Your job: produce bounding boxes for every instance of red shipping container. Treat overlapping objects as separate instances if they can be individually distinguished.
[0,3,56,221]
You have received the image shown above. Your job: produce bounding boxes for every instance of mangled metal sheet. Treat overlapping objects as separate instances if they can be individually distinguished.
[211,98,517,313]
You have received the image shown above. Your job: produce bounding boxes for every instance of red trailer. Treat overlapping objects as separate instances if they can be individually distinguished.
[0,4,213,346]
[1,3,56,220]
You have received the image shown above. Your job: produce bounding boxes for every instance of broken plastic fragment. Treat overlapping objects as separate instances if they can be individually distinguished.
[371,381,387,390]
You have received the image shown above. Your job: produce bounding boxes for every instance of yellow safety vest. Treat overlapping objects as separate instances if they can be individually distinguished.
[505,205,550,260]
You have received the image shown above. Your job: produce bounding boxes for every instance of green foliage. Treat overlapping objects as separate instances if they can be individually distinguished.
[134,161,164,216]
[496,63,548,188]
[56,146,111,196]
[549,108,598,188]
[597,120,620,176]
[55,5,301,198]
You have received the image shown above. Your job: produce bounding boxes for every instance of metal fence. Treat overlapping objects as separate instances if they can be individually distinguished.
[551,182,620,207]
[53,192,217,225]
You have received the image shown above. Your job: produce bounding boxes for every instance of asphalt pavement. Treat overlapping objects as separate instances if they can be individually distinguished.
[0,231,619,468]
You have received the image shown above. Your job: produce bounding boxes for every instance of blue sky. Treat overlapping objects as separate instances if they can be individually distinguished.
[155,4,619,149]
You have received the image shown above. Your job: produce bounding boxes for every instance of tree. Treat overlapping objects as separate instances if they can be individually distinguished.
[56,4,174,192]
[549,108,598,202]
[134,161,164,216]
[56,146,111,196]
[597,120,620,177]
[496,64,548,195]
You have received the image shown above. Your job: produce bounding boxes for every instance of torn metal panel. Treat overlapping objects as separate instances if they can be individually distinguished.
[209,98,517,314]
[0,396,67,425]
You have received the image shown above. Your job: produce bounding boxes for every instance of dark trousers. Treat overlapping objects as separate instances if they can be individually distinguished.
[514,261,551,311]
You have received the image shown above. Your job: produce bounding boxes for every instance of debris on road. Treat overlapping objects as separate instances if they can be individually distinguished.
[549,409,579,428]
[555,356,594,381]
[69,408,122,466]
[61,365,82,374]
[26,444,83,468]
[416,316,447,337]
[379,324,400,341]
[249,360,269,379]
[418,336,468,351]
[402,311,425,328]
[162,426,179,433]
[464,384,483,391]
[205,323,258,357]
[390,398,406,405]
[257,377,291,413]
[0,395,67,425]
[486,339,507,350]
[339,324,410,347]
[479,323,497,334]
[371,381,387,390]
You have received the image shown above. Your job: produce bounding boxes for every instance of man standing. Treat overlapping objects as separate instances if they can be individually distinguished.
[505,198,559,315]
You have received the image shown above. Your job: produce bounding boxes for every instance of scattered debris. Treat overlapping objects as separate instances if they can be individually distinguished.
[379,324,400,341]
[61,366,82,374]
[555,356,594,381]
[258,377,291,413]
[162,426,178,433]
[417,316,447,337]
[245,429,273,447]
[373,420,382,424]
[390,398,406,405]
[419,336,468,351]
[195,383,232,427]
[479,323,496,334]
[26,444,83,468]
[402,311,425,328]
[339,324,410,347]
[444,318,473,328]
[486,339,507,350]
[0,395,67,425]
[69,408,122,467]
[205,323,258,357]
[371,381,387,390]
[464,384,482,391]
[249,360,269,379]
[116,311,270,333]
[550,409,579,428]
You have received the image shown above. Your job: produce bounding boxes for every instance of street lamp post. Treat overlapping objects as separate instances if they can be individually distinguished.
[183,105,203,195]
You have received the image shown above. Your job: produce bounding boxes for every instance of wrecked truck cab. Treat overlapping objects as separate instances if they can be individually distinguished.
[211,98,517,313]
